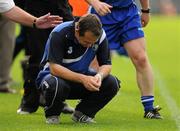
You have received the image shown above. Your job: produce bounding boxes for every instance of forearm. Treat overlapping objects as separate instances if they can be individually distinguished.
[3,6,36,27]
[85,0,99,6]
[50,63,86,83]
[85,0,112,16]
[139,0,150,9]
[97,65,111,79]
[86,0,95,5]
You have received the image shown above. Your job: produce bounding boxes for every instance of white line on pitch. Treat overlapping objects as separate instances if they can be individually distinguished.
[155,69,180,131]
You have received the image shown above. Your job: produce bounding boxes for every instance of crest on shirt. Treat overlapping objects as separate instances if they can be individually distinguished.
[92,44,98,51]
[67,46,73,54]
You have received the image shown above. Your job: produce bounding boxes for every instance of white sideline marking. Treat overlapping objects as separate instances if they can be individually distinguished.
[155,69,180,131]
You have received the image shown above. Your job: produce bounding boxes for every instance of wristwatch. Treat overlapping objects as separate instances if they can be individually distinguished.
[141,8,151,13]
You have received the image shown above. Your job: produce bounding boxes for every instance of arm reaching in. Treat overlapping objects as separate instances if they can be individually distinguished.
[35,13,63,29]
[86,0,112,16]
[2,6,63,29]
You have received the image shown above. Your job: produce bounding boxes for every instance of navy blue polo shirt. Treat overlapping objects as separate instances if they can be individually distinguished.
[36,20,111,86]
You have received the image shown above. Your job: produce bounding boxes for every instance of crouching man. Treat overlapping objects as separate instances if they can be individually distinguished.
[36,14,120,124]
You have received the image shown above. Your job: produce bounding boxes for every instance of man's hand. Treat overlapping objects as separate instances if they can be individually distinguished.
[91,0,112,16]
[81,75,101,92]
[94,73,102,86]
[36,13,63,29]
[139,0,150,27]
[141,13,150,27]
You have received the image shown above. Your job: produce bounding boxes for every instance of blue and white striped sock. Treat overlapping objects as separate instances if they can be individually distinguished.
[141,96,154,112]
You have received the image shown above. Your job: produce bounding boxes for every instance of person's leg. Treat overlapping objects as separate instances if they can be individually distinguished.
[0,16,16,93]
[40,73,119,124]
[114,3,162,119]
[71,75,120,122]
[17,63,40,114]
[17,0,52,114]
[39,75,72,124]
[124,38,162,119]
[17,0,73,113]
[124,38,153,96]
[17,26,48,114]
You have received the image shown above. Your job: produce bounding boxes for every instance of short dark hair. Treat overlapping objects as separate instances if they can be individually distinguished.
[77,14,102,37]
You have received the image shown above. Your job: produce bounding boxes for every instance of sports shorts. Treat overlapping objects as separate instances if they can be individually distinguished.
[91,3,144,55]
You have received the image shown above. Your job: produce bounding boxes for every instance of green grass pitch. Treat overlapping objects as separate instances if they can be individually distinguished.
[0,16,179,131]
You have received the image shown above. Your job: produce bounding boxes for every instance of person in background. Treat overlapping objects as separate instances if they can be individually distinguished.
[0,14,16,93]
[159,0,177,16]
[0,0,61,93]
[17,0,74,115]
[0,0,62,28]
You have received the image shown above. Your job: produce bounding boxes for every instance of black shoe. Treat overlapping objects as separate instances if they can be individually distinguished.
[46,116,60,124]
[144,105,163,119]
[17,103,39,115]
[17,108,31,115]
[17,101,38,115]
[17,93,40,114]
[72,111,96,123]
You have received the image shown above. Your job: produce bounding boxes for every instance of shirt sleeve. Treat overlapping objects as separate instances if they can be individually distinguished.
[48,32,66,65]
[0,0,15,13]
[96,37,111,66]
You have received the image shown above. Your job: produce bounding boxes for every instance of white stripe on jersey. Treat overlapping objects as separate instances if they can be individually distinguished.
[62,30,106,64]
[62,48,88,63]
[99,30,106,44]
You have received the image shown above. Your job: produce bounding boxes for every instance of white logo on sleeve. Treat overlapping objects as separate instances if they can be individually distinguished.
[67,46,73,54]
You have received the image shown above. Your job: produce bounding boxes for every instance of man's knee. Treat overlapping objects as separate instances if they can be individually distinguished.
[41,76,70,100]
[130,51,148,69]
[41,76,56,92]
[103,75,121,96]
[136,55,148,69]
